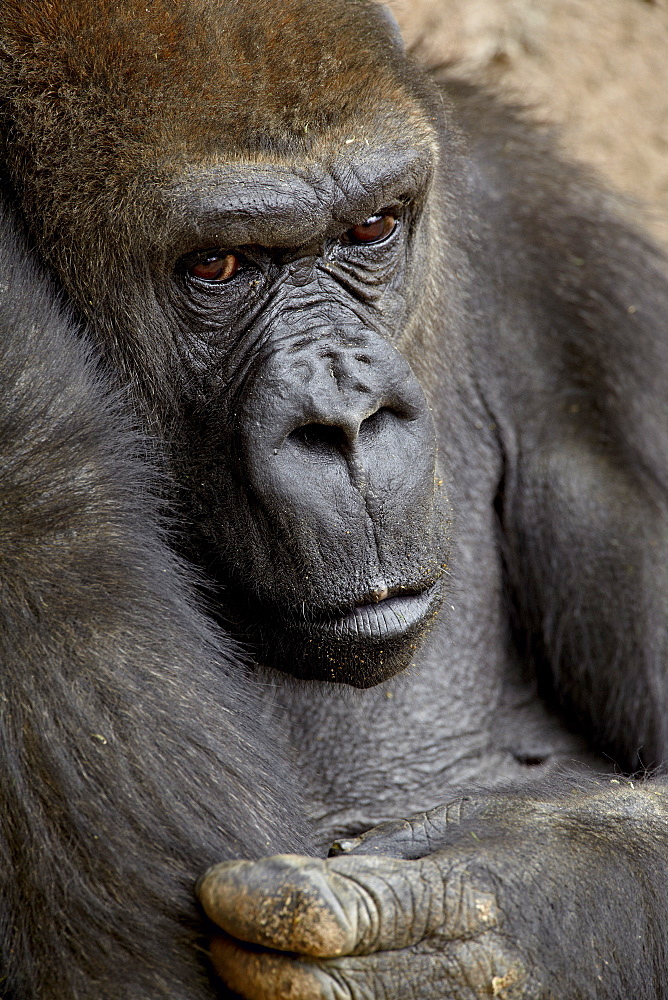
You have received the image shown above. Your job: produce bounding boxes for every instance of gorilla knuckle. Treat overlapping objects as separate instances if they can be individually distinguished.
[438,860,502,940]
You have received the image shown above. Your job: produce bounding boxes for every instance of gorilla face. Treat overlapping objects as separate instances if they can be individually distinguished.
[0,0,451,686]
[162,146,451,686]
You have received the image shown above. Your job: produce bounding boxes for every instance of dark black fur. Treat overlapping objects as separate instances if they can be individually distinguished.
[0,210,310,998]
[444,81,668,772]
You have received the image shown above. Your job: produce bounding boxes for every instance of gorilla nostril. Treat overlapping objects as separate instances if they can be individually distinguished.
[359,406,394,439]
[288,423,347,453]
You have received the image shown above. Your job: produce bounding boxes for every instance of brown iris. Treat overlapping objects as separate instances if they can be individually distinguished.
[189,253,240,282]
[344,213,397,245]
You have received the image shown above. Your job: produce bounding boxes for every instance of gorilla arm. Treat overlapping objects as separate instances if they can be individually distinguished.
[0,207,310,999]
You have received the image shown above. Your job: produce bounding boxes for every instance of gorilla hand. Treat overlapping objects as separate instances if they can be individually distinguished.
[197,781,668,1000]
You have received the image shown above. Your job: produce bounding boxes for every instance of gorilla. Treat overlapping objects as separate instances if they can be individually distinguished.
[1,0,668,998]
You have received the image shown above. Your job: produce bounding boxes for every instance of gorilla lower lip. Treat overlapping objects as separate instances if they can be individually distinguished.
[316,587,439,641]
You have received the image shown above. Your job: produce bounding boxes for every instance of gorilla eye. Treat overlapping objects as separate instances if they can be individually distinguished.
[342,213,397,245]
[189,253,240,282]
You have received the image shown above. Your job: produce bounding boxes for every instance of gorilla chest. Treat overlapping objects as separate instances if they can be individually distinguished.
[275,619,601,849]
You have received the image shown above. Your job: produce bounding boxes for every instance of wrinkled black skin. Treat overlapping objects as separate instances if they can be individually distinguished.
[1,0,668,997]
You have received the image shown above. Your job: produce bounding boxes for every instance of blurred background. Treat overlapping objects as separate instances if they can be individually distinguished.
[388,0,668,248]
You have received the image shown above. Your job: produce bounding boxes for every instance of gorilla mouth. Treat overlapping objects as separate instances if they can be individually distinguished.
[311,586,441,641]
[253,582,445,687]
[219,577,445,687]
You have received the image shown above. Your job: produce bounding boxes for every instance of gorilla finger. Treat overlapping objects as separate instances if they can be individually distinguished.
[326,851,506,948]
[330,798,485,859]
[212,931,532,1000]
[210,935,342,1000]
[198,854,371,956]
[199,852,439,956]
[329,818,420,859]
[200,851,501,957]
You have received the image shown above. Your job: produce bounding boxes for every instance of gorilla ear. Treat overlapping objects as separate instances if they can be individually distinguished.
[376,3,405,52]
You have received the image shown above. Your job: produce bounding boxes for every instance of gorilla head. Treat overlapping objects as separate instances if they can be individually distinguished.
[0,0,451,686]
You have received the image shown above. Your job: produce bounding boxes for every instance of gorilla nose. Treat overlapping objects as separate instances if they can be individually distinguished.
[239,329,437,534]
[285,369,422,487]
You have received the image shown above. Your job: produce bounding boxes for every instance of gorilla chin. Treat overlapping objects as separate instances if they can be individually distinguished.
[247,584,444,686]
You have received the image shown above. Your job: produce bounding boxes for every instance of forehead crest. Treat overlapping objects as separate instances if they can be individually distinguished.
[0,0,413,152]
